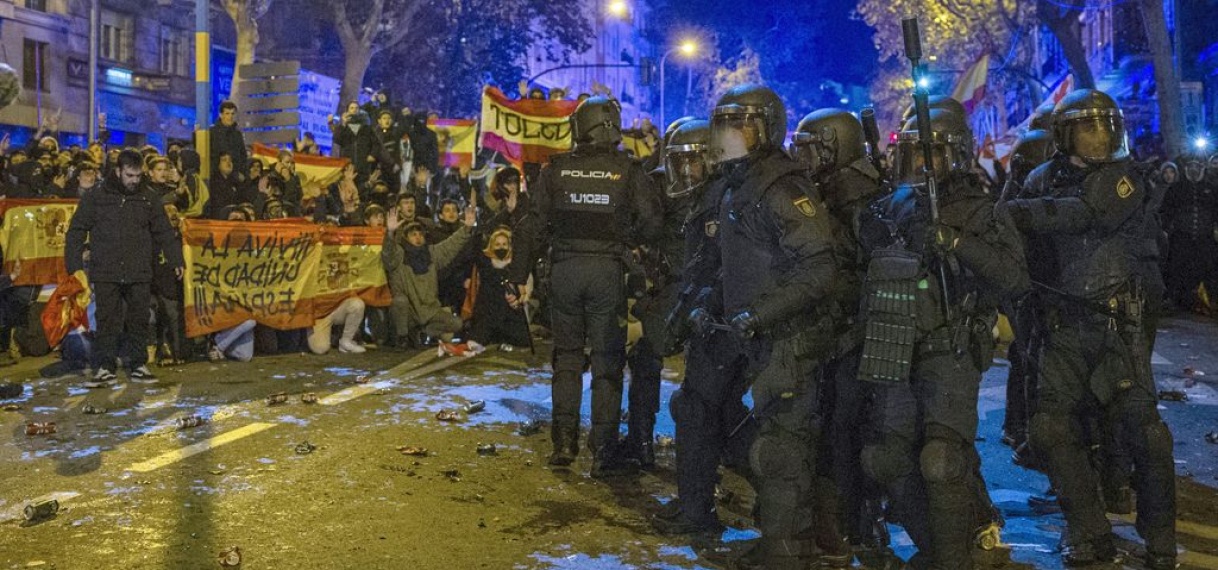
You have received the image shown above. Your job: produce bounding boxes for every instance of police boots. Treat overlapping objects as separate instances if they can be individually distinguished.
[548,425,579,467]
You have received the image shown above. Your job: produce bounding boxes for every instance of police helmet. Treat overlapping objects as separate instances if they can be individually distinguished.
[1051,89,1129,164]
[891,108,974,186]
[664,119,711,199]
[791,108,865,178]
[571,96,623,148]
[709,84,786,164]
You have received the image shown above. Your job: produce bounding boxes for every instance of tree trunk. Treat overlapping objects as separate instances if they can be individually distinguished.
[1039,1,1096,89]
[340,46,372,112]
[223,1,260,107]
[1139,0,1184,157]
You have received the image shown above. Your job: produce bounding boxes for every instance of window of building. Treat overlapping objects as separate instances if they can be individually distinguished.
[159,26,188,76]
[22,39,49,93]
[23,0,49,12]
[100,10,134,64]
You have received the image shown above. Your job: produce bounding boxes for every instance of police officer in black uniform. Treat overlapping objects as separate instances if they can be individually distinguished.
[624,117,699,469]
[1162,153,1218,311]
[997,128,1055,457]
[709,84,845,569]
[857,108,1029,570]
[790,108,888,565]
[998,89,1177,569]
[533,96,663,477]
[650,119,757,537]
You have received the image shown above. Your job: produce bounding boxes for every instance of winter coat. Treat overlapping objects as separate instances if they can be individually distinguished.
[65,176,184,284]
[382,225,471,328]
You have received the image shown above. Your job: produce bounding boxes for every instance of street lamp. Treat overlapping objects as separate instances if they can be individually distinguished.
[660,41,698,131]
[607,0,629,19]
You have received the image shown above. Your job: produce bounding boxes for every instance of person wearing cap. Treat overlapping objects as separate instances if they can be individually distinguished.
[382,202,476,348]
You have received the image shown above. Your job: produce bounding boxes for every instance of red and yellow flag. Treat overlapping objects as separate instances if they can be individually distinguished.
[0,199,78,286]
[951,55,990,115]
[252,143,350,188]
[427,118,478,169]
[182,219,390,336]
[479,86,580,167]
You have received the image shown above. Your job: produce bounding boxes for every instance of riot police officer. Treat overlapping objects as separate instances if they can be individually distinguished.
[857,108,1029,569]
[997,128,1055,456]
[650,119,757,537]
[624,117,699,469]
[709,84,845,569]
[790,108,888,564]
[999,89,1176,569]
[533,96,663,477]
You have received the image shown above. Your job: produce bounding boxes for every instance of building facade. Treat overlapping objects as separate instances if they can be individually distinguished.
[0,0,197,149]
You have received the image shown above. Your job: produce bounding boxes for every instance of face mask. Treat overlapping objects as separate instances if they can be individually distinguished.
[493,248,510,260]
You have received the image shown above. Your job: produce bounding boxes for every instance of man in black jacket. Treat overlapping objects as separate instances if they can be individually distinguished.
[210,101,247,178]
[65,149,184,385]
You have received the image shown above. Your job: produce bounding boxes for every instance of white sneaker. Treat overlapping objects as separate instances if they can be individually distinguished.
[338,339,366,354]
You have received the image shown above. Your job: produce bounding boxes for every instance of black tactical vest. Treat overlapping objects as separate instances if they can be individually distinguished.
[547,150,635,253]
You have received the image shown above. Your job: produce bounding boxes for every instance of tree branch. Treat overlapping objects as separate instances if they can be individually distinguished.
[360,0,386,46]
[371,0,425,56]
[332,1,358,47]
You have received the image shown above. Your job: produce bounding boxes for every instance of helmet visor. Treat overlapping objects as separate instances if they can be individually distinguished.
[1059,116,1128,163]
[789,131,829,174]
[710,107,768,164]
[891,136,955,186]
[664,145,709,199]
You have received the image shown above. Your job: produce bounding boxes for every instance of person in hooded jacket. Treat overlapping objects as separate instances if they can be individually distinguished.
[381,205,475,347]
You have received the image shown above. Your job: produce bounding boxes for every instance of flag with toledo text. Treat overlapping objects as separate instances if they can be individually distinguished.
[479,86,580,167]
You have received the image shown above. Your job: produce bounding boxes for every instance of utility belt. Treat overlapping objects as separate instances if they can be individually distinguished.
[919,311,997,369]
[1041,283,1144,332]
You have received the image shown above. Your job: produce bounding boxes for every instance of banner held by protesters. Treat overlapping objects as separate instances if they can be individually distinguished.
[479,86,580,168]
[0,199,78,286]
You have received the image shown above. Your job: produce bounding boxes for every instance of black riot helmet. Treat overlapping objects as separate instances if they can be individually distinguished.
[663,119,711,199]
[709,83,786,165]
[664,116,697,145]
[791,108,865,178]
[570,96,623,148]
[1008,129,1054,183]
[891,108,974,186]
[902,96,975,152]
[1051,89,1129,164]
[1029,100,1058,131]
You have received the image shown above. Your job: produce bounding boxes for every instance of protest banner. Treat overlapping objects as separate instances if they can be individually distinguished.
[182,219,389,337]
[479,86,580,167]
[0,199,78,286]
[427,118,478,169]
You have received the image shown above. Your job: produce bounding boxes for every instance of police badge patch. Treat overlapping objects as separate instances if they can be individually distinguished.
[1116,176,1135,199]
[793,196,817,218]
[704,220,719,237]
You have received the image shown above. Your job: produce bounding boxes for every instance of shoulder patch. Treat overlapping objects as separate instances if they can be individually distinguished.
[1116,176,1135,199]
[793,196,817,218]
[704,220,719,237]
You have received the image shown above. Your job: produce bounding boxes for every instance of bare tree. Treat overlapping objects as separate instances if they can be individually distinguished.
[1036,0,1096,89]
[1138,0,1184,157]
[331,0,426,110]
[218,0,275,106]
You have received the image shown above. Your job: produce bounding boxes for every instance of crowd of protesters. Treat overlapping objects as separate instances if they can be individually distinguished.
[0,94,542,384]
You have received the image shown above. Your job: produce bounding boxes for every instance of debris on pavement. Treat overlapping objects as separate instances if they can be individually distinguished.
[25,422,56,436]
[218,546,242,567]
[352,375,370,384]
[1183,366,1205,378]
[397,446,428,457]
[300,393,318,404]
[442,468,461,482]
[81,404,107,414]
[1158,390,1189,402]
[175,416,208,430]
[435,410,464,422]
[1206,432,1218,445]
[476,443,497,456]
[0,382,22,399]
[463,400,486,414]
[3,403,23,411]
[517,419,546,436]
[294,441,317,455]
[23,499,59,522]
[265,392,289,406]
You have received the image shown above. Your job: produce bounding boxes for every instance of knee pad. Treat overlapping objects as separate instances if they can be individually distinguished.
[749,433,806,481]
[860,443,913,486]
[1029,413,1076,453]
[919,438,965,485]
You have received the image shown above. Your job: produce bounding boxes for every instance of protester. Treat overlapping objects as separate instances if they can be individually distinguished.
[210,100,248,177]
[382,204,475,347]
[307,297,367,355]
[463,227,530,349]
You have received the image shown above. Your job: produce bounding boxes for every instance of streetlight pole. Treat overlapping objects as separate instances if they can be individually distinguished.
[195,0,211,180]
[659,46,677,132]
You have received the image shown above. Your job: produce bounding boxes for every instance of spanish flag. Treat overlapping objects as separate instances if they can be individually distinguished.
[950,55,990,115]
[0,199,78,286]
[427,118,478,169]
[251,143,351,188]
[479,86,580,167]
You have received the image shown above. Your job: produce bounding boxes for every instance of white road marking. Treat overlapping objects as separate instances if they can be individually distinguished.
[1151,351,1172,366]
[125,422,277,473]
